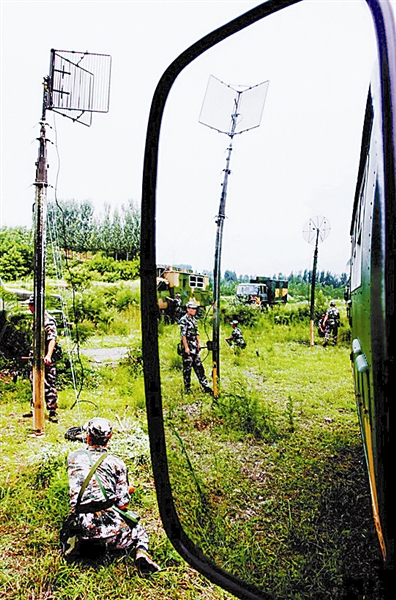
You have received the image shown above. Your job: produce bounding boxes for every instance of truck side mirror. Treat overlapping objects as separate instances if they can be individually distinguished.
[140,1,395,597]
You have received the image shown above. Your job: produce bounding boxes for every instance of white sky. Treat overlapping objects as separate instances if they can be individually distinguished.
[1,0,391,278]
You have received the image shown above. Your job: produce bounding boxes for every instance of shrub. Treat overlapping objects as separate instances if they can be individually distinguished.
[213,382,280,442]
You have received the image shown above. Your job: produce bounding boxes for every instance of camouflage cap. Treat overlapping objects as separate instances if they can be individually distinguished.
[28,294,35,305]
[186,302,197,309]
[231,320,238,325]
[330,301,336,306]
[84,417,113,442]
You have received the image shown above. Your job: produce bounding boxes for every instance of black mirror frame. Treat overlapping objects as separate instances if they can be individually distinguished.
[140,1,396,598]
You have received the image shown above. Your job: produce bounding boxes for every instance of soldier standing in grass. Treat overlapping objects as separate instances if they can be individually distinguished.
[23,295,59,422]
[165,292,182,323]
[225,320,246,349]
[66,417,160,573]
[179,302,213,395]
[321,300,340,346]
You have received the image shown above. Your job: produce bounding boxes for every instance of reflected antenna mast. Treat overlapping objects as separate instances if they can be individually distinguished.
[32,49,111,436]
[303,216,331,347]
[199,75,269,396]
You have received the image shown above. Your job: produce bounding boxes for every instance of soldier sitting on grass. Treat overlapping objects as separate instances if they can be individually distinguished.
[66,417,160,574]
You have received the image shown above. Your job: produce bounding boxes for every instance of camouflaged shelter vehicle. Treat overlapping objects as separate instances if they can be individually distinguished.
[157,266,212,319]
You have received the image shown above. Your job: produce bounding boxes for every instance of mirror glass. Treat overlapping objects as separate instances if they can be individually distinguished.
[155,2,379,595]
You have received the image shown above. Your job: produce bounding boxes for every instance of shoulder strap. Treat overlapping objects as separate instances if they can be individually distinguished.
[76,451,108,506]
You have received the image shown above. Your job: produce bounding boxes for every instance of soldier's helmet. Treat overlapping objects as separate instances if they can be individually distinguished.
[84,417,112,443]
[231,320,238,326]
[330,301,336,307]
[176,294,181,298]
[186,302,197,309]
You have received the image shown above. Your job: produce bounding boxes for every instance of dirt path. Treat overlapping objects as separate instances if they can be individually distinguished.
[79,347,129,363]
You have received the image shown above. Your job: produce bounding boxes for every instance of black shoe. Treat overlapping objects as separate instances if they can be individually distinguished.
[204,387,214,397]
[49,410,59,423]
[135,549,160,574]
[22,411,33,418]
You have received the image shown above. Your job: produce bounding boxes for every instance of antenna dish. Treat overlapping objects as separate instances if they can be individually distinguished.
[303,215,331,245]
[199,75,269,135]
[48,49,112,127]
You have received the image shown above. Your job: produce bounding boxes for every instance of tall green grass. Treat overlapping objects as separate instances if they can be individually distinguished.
[0,303,385,600]
[158,309,384,599]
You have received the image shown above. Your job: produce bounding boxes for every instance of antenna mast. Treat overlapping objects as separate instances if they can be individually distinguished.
[199,75,269,395]
[303,216,331,347]
[31,49,111,436]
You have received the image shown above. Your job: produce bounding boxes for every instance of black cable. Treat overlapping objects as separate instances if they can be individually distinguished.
[50,113,86,407]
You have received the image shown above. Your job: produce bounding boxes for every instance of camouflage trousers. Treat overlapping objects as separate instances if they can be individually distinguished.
[324,326,338,345]
[182,351,210,392]
[30,363,58,411]
[82,522,149,552]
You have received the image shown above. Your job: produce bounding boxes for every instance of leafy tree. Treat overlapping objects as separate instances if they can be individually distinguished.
[111,208,123,260]
[0,227,34,280]
[224,270,237,282]
[121,200,140,261]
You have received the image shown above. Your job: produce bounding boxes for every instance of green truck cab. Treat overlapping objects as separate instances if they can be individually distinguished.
[236,277,288,307]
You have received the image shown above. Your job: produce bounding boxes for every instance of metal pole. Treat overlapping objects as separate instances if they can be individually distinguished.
[212,93,241,395]
[309,228,320,347]
[32,80,49,434]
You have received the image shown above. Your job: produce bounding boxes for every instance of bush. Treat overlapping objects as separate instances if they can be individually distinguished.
[220,300,262,327]
[213,382,280,442]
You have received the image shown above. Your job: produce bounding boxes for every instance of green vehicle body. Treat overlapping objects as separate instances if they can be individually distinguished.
[348,60,394,567]
[157,265,212,317]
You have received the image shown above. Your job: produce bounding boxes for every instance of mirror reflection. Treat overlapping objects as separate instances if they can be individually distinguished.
[155,2,379,596]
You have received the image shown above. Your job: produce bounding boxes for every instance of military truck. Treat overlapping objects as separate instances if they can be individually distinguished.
[157,265,212,321]
[236,277,288,307]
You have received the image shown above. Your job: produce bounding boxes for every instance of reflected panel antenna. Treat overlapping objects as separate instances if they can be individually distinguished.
[303,215,331,245]
[49,49,112,126]
[199,75,269,135]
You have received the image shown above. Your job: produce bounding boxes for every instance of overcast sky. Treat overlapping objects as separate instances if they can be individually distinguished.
[1,0,391,278]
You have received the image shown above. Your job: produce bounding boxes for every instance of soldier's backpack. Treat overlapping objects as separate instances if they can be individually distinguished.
[327,308,340,327]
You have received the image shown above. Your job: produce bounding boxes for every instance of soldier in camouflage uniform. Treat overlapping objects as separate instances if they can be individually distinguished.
[225,320,246,349]
[67,417,160,573]
[165,293,182,323]
[179,302,213,395]
[321,301,340,346]
[24,295,59,422]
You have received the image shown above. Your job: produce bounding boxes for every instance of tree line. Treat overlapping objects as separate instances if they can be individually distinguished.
[48,199,140,260]
[0,199,141,281]
[223,269,348,287]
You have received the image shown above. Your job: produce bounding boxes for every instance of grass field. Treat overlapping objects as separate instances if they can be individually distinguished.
[0,302,387,599]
